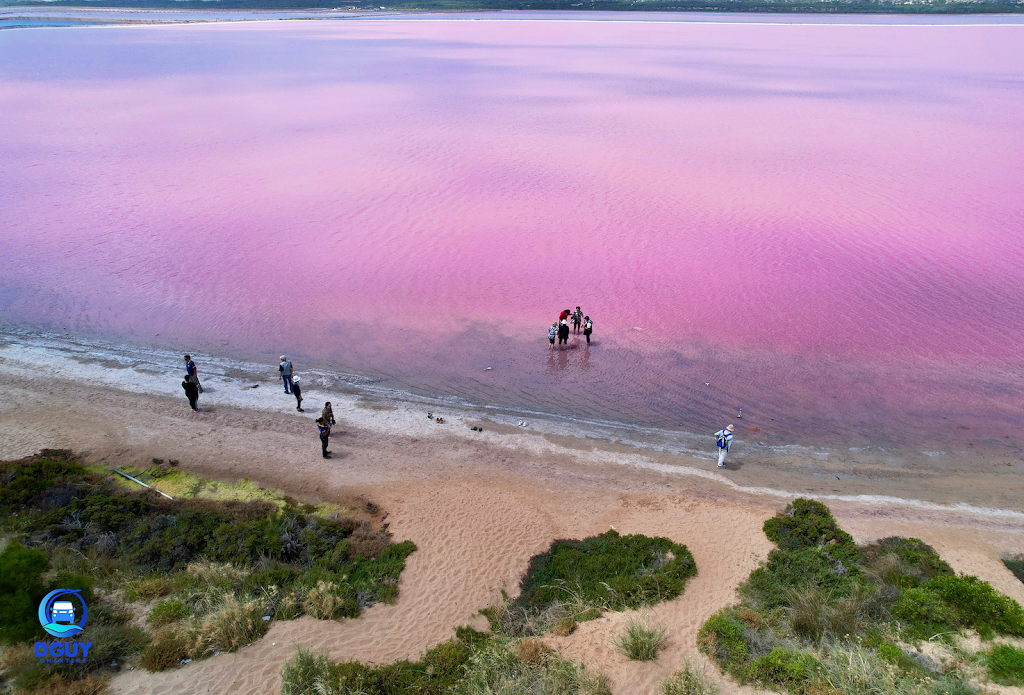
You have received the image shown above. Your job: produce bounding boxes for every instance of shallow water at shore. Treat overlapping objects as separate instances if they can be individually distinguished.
[1,15,1023,456]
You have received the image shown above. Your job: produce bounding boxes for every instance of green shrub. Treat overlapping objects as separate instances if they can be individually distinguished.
[697,610,747,670]
[1004,555,1024,586]
[140,629,191,671]
[518,530,697,614]
[819,644,922,695]
[0,542,50,644]
[457,636,610,695]
[0,450,86,511]
[892,586,959,639]
[613,618,666,661]
[763,499,858,560]
[747,648,819,691]
[985,644,1024,686]
[742,547,858,610]
[861,538,952,586]
[926,574,1024,637]
[661,660,720,695]
[876,642,902,664]
[281,632,481,695]
[148,599,190,627]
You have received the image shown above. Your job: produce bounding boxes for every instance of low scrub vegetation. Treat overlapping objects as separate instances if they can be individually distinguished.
[484,529,697,637]
[660,660,720,695]
[281,628,610,695]
[0,450,415,692]
[985,643,1024,686]
[698,498,1019,695]
[614,617,667,661]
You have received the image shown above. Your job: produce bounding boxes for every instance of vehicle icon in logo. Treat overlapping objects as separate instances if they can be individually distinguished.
[39,589,88,638]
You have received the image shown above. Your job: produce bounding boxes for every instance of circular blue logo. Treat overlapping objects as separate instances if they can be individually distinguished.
[38,589,87,639]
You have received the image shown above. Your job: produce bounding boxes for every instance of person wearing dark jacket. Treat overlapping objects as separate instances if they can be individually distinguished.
[182,375,200,411]
[292,376,304,412]
[321,402,336,426]
[558,319,570,347]
[583,316,593,344]
[317,417,331,458]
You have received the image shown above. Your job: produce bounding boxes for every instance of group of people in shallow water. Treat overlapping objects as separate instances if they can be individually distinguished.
[179,353,337,459]
[549,305,593,347]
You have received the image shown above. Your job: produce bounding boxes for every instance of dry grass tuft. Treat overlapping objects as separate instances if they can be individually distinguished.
[737,607,764,628]
[347,523,392,560]
[24,675,108,695]
[552,617,578,637]
[517,638,551,666]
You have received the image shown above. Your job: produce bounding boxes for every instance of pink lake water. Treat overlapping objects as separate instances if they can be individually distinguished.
[2,15,1024,453]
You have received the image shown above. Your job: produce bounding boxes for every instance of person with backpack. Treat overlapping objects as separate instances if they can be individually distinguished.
[292,376,304,412]
[572,307,583,334]
[714,424,735,469]
[558,319,570,347]
[317,417,331,458]
[184,354,202,393]
[321,401,336,426]
[279,356,293,394]
[182,374,200,412]
[548,322,558,348]
[583,316,593,344]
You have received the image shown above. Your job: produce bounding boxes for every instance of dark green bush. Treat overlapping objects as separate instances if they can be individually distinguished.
[892,587,959,639]
[0,542,49,644]
[927,574,1024,637]
[1004,555,1024,586]
[746,648,818,691]
[0,450,86,511]
[697,610,747,670]
[763,499,858,560]
[861,537,952,585]
[742,547,858,609]
[518,530,696,612]
[985,644,1024,686]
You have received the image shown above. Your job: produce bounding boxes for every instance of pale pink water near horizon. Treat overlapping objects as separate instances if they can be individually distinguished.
[2,15,1024,454]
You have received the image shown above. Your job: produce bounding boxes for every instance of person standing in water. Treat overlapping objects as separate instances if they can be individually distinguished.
[583,316,593,344]
[714,424,735,469]
[559,308,571,324]
[572,307,583,334]
[292,376,304,412]
[317,417,331,458]
[322,401,336,426]
[279,356,293,394]
[184,354,202,393]
[182,374,200,412]
[548,322,557,348]
[558,319,570,347]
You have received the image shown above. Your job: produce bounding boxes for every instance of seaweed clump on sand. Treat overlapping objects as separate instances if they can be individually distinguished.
[0,450,416,692]
[697,498,1024,695]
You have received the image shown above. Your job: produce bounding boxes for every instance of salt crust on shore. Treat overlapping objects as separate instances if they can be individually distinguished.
[1,340,1023,695]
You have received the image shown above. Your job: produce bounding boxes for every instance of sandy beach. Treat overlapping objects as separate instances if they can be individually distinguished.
[1,335,1023,695]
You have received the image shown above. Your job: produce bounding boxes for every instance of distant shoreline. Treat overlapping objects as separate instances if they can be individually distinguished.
[1,5,1022,17]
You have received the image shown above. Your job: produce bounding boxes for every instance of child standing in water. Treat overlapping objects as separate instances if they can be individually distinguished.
[548,322,558,348]
[583,316,593,344]
[572,307,583,334]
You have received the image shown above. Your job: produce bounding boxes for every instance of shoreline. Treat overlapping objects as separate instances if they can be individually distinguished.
[3,331,1024,694]
[2,327,1022,514]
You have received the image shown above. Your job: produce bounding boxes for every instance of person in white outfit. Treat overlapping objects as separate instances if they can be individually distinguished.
[714,424,735,469]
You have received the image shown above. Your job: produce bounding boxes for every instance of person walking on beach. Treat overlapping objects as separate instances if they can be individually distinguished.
[184,354,202,393]
[292,376,304,412]
[548,322,558,348]
[558,319,570,347]
[583,316,593,344]
[714,424,735,469]
[316,417,331,458]
[572,307,583,334]
[321,401,336,426]
[279,356,293,394]
[182,374,200,412]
